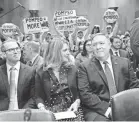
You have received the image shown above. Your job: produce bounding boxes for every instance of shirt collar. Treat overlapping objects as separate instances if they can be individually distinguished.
[6,61,20,71]
[99,55,112,66]
[111,48,119,54]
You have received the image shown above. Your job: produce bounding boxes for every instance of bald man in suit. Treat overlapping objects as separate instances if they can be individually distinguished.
[78,33,139,121]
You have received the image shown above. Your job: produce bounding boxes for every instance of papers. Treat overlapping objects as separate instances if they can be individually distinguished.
[54,111,77,120]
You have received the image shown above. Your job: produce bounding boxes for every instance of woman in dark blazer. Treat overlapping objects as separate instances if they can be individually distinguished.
[35,37,83,121]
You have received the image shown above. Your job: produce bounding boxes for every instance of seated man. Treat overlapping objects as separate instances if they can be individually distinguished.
[0,39,35,111]
[78,33,139,121]
[110,36,129,58]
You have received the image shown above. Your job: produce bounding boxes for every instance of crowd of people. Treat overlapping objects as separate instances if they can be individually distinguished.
[0,20,139,121]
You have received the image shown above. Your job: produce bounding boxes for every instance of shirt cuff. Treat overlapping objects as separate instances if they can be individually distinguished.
[37,103,45,109]
[105,107,111,118]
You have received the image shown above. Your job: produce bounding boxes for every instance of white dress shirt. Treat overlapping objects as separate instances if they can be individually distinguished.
[111,48,120,57]
[6,61,20,110]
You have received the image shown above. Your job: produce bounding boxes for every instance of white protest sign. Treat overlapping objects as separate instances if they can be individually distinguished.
[54,10,76,17]
[103,9,119,23]
[53,10,77,35]
[1,23,17,36]
[76,16,90,29]
[23,16,49,34]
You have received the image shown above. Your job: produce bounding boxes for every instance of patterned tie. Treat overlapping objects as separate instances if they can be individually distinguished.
[115,52,119,56]
[103,61,117,97]
[9,67,18,110]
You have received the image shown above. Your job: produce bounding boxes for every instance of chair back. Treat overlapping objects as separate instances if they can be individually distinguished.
[0,109,55,121]
[111,88,139,121]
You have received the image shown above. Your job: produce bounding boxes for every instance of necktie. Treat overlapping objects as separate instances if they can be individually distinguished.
[115,52,118,56]
[9,67,18,110]
[103,61,117,97]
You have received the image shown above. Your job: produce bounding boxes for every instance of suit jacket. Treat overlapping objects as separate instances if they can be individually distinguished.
[0,63,35,111]
[78,55,139,118]
[35,65,79,106]
[110,49,129,59]
[32,55,43,71]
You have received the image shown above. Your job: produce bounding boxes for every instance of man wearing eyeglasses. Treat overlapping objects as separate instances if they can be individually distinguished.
[0,39,35,111]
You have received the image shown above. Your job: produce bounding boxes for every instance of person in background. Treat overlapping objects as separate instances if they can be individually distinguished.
[78,33,139,121]
[76,39,93,64]
[35,37,84,121]
[40,31,53,57]
[74,41,84,58]
[0,39,35,111]
[88,25,100,39]
[23,41,43,70]
[110,36,129,58]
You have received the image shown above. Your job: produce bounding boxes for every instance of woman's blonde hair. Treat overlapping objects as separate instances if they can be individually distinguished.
[43,37,74,70]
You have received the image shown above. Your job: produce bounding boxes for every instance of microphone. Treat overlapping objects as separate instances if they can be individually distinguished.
[24,109,32,121]
[17,2,25,9]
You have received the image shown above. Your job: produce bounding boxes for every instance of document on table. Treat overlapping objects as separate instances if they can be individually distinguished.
[54,111,77,120]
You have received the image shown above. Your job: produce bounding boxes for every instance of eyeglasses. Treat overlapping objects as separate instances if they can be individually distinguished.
[5,47,21,53]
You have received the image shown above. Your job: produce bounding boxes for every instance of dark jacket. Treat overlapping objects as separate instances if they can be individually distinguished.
[0,63,35,110]
[78,56,139,120]
[35,65,79,105]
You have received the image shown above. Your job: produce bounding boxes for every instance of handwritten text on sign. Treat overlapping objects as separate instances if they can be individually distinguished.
[103,9,119,23]
[53,10,77,35]
[76,16,90,29]
[1,23,17,36]
[23,17,49,34]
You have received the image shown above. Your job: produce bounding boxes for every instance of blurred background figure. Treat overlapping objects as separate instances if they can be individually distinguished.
[23,41,43,70]
[74,41,84,58]
[40,31,53,57]
[110,36,129,59]
[76,39,93,65]
[88,25,100,39]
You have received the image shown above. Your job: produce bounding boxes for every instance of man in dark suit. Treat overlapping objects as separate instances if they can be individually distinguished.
[110,36,129,58]
[0,39,35,111]
[78,33,139,121]
[23,41,43,70]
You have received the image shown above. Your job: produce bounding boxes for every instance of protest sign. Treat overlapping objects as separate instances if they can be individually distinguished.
[1,23,17,37]
[76,16,90,29]
[23,16,49,34]
[103,9,119,23]
[53,10,77,36]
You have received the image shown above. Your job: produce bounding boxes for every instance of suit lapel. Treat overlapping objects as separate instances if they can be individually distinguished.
[111,56,119,91]
[1,64,10,97]
[92,58,108,86]
[110,49,113,55]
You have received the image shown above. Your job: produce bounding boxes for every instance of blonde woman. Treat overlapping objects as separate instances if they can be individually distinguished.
[35,37,84,121]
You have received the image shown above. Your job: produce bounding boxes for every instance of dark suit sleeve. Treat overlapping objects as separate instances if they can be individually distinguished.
[35,72,45,106]
[0,98,9,111]
[127,59,139,88]
[78,63,109,116]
